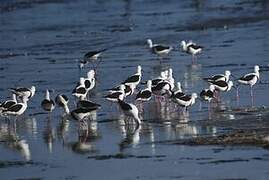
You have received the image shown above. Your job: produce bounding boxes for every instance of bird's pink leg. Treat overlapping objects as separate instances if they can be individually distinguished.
[192,55,195,64]
[250,86,254,107]
[199,101,202,111]
[236,86,240,106]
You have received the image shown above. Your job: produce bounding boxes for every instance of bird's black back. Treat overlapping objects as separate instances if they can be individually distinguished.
[118,99,132,111]
[178,95,191,101]
[5,104,23,112]
[105,92,122,99]
[73,87,87,94]
[152,82,170,91]
[212,80,227,87]
[240,74,256,81]
[188,44,203,50]
[136,90,151,99]
[154,45,169,51]
[41,99,55,111]
[123,75,139,84]
[84,80,91,89]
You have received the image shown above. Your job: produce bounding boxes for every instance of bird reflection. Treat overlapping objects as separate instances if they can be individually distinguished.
[57,117,70,144]
[119,122,141,152]
[0,120,31,161]
[183,64,202,89]
[175,123,198,139]
[148,125,156,155]
[43,118,56,153]
[175,114,218,138]
[70,119,99,154]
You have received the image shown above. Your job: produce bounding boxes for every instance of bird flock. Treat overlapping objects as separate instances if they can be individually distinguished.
[0,39,261,128]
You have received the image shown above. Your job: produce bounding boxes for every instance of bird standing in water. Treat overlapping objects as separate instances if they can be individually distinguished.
[41,90,55,115]
[118,99,141,127]
[237,65,260,106]
[147,39,173,57]
[181,40,203,64]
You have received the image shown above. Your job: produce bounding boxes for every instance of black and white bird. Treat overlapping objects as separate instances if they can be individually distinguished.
[166,68,175,90]
[122,65,142,88]
[72,78,87,100]
[147,39,173,56]
[106,84,135,98]
[174,82,183,94]
[171,82,185,98]
[0,94,17,112]
[118,99,141,125]
[55,94,70,114]
[210,80,234,92]
[143,71,166,86]
[181,40,203,63]
[56,94,98,121]
[204,70,232,83]
[79,49,106,68]
[84,70,95,93]
[237,65,260,102]
[153,71,167,85]
[181,40,195,51]
[84,49,106,61]
[172,93,198,110]
[136,80,152,102]
[9,86,36,101]
[200,85,216,111]
[41,90,55,113]
[151,81,172,99]
[200,85,215,102]
[2,97,28,116]
[124,84,136,98]
[104,84,125,102]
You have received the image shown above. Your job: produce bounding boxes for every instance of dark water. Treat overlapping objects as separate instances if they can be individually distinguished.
[1,0,269,179]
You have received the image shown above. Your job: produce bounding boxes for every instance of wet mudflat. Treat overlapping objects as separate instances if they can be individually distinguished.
[1,0,269,179]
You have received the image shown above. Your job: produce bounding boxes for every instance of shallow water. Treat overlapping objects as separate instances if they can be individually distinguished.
[1,0,269,179]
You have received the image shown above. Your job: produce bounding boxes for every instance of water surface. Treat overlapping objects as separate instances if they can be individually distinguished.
[1,0,269,179]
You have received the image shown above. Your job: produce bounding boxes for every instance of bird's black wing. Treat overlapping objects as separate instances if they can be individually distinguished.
[6,104,23,112]
[84,80,91,89]
[118,100,132,111]
[212,80,227,87]
[152,79,163,86]
[240,74,256,81]
[188,44,203,50]
[200,90,214,98]
[73,87,86,94]
[123,75,139,84]
[154,45,170,51]
[152,82,168,91]
[179,95,191,101]
[84,49,106,60]
[174,92,185,98]
[105,92,122,99]
[136,90,151,99]
[1,101,16,109]
[41,99,55,110]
